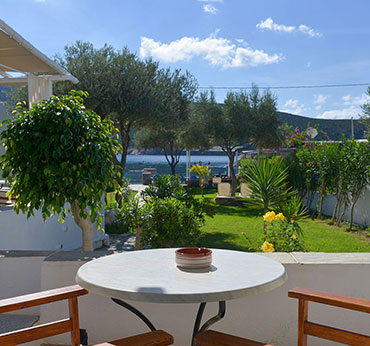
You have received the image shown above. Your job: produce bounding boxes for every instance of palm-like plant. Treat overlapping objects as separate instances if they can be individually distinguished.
[240,156,294,239]
[240,156,292,213]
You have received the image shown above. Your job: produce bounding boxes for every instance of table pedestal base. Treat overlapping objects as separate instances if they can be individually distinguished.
[111,298,157,331]
[192,301,226,346]
[111,298,226,346]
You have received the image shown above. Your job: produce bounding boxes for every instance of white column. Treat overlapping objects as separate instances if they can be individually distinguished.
[186,150,191,179]
[27,75,52,108]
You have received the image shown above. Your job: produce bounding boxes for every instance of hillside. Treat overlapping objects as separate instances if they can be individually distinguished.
[278,111,366,140]
[0,86,10,102]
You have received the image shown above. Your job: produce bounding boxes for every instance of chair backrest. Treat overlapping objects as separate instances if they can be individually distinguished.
[240,183,252,198]
[217,182,231,197]
[212,177,222,184]
[289,287,370,346]
[0,285,88,346]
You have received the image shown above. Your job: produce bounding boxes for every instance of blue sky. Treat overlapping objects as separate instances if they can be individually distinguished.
[2,0,370,119]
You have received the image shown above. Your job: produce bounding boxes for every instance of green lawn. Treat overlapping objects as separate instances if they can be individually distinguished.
[106,188,370,252]
[196,189,370,252]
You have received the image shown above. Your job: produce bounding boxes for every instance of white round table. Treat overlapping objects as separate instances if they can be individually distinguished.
[76,248,286,303]
[76,248,286,344]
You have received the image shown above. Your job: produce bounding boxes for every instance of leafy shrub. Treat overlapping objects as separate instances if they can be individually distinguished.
[0,90,121,251]
[141,175,182,200]
[142,174,213,222]
[115,174,211,248]
[274,194,308,236]
[115,196,144,234]
[141,197,203,248]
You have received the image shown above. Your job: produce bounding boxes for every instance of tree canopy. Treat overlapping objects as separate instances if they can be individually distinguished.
[134,69,198,174]
[360,86,370,137]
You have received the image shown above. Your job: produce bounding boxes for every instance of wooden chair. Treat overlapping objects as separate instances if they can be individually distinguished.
[194,330,274,346]
[239,183,252,198]
[217,183,231,197]
[289,287,370,346]
[0,285,174,346]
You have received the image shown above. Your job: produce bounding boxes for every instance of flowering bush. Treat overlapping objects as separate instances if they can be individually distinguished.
[261,241,274,252]
[261,211,305,252]
[190,164,211,196]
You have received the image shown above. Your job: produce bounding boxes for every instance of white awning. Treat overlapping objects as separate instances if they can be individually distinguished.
[0,19,78,106]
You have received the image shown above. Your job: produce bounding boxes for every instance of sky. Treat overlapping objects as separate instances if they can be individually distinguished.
[2,0,370,119]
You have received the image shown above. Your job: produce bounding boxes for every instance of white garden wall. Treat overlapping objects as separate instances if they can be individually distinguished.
[308,185,370,227]
[0,206,107,251]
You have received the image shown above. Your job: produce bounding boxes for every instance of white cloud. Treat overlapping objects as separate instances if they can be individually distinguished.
[298,24,322,38]
[282,99,307,115]
[203,4,217,14]
[198,0,223,2]
[140,33,284,69]
[315,105,322,110]
[256,18,295,33]
[313,94,328,104]
[316,106,360,119]
[256,18,322,37]
[306,61,311,68]
[342,93,370,106]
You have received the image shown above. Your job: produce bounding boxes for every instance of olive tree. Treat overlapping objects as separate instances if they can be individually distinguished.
[194,88,279,196]
[0,91,120,251]
[194,91,250,196]
[134,69,198,174]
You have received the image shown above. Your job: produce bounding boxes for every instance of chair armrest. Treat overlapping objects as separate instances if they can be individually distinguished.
[288,287,370,313]
[0,285,88,313]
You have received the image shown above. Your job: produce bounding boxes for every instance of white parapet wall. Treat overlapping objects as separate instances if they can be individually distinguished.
[34,251,370,346]
[0,206,107,251]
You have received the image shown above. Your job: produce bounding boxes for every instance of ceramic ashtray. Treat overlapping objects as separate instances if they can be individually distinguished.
[175,247,212,269]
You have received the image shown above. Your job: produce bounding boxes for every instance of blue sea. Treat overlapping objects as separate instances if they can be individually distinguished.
[125,154,230,184]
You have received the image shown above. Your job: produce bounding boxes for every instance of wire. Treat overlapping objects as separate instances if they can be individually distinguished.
[199,83,370,90]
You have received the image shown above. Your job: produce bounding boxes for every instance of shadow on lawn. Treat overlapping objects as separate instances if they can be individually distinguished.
[213,204,262,218]
[198,232,257,252]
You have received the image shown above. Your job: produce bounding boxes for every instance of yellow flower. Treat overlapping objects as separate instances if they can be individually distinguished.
[261,241,275,253]
[263,211,276,222]
[275,213,285,221]
[292,234,297,239]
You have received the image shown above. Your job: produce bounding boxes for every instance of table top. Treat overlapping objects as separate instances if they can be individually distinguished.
[76,248,287,304]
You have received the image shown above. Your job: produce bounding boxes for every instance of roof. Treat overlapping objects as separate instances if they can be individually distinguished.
[0,19,77,84]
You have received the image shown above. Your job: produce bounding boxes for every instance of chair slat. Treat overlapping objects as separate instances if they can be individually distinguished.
[0,285,88,313]
[93,329,174,346]
[194,330,274,346]
[288,287,370,313]
[305,321,370,346]
[0,319,72,346]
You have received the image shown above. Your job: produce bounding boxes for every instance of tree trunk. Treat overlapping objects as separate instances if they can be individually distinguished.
[164,143,182,176]
[71,201,94,251]
[135,224,143,250]
[349,191,361,231]
[318,181,326,219]
[331,186,341,222]
[112,122,131,186]
[226,151,237,197]
[337,202,347,226]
